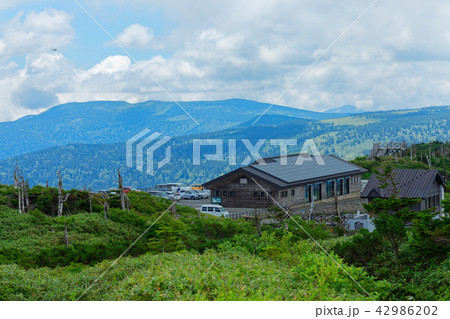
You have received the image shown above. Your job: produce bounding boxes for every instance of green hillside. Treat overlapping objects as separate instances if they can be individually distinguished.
[0,183,448,301]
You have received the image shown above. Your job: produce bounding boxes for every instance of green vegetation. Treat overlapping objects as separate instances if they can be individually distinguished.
[333,193,449,301]
[0,160,448,300]
[0,235,390,301]
[351,141,450,179]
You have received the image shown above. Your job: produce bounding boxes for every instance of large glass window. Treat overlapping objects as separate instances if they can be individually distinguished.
[344,177,350,194]
[326,180,335,198]
[305,184,312,203]
[336,179,344,196]
[313,183,322,201]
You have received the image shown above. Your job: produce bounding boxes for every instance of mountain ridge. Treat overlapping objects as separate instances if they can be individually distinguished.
[1,105,448,189]
[0,98,352,160]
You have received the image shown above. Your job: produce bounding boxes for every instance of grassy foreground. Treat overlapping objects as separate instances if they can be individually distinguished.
[0,240,389,301]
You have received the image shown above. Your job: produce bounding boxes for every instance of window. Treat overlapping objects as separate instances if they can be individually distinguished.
[222,190,228,197]
[230,191,236,198]
[202,207,207,212]
[268,191,273,197]
[326,180,335,198]
[313,183,322,201]
[305,184,312,203]
[254,191,259,198]
[336,179,344,196]
[344,177,350,194]
[215,190,221,197]
[240,178,248,184]
[260,192,266,198]
[291,189,295,196]
[280,191,288,198]
[208,207,214,212]
[215,208,221,212]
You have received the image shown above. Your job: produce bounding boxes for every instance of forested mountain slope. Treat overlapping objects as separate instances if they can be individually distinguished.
[0,106,448,190]
[0,99,346,160]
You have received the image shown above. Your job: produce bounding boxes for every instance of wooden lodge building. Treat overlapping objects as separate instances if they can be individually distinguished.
[361,169,446,212]
[204,153,368,215]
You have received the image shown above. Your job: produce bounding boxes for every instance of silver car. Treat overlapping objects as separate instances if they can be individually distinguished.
[181,190,200,200]
[148,190,181,201]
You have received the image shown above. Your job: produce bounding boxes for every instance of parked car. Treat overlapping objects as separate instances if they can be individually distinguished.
[196,189,209,198]
[200,204,229,218]
[191,189,205,199]
[181,190,200,200]
[123,186,139,194]
[148,190,181,201]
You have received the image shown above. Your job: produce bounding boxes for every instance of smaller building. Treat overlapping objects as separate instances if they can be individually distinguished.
[344,213,375,232]
[361,169,446,212]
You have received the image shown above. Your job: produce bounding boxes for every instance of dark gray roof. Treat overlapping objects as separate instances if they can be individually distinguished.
[251,154,364,183]
[361,169,446,199]
[205,154,367,189]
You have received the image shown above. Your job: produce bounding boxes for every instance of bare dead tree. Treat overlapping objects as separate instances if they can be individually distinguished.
[88,192,93,214]
[425,154,432,168]
[13,168,22,214]
[96,192,110,219]
[57,169,70,217]
[24,179,30,212]
[410,142,413,161]
[117,168,129,211]
[13,164,28,213]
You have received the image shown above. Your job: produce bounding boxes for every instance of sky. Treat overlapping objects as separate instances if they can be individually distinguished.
[1,0,450,121]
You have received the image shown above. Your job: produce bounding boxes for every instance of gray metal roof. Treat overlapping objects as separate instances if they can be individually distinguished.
[251,154,364,183]
[361,169,446,199]
[204,154,367,189]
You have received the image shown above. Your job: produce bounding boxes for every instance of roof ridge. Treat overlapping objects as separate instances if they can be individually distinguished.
[252,152,315,164]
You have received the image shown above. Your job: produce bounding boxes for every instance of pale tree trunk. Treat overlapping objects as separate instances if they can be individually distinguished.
[24,179,30,212]
[104,201,109,219]
[118,169,129,211]
[18,183,23,214]
[57,169,70,217]
[13,166,25,214]
[89,193,93,214]
[96,193,110,219]
[171,199,176,216]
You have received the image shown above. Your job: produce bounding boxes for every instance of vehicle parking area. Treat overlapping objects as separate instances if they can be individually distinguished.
[177,198,210,211]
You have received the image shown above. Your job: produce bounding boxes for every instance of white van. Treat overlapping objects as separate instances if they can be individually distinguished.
[200,204,230,218]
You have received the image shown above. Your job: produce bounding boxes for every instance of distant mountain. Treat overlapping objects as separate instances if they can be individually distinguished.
[0,99,349,160]
[325,105,366,114]
[1,106,448,190]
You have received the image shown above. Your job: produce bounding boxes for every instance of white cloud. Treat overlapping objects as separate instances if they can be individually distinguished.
[3,1,450,121]
[0,9,73,61]
[114,24,155,49]
[88,55,131,75]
